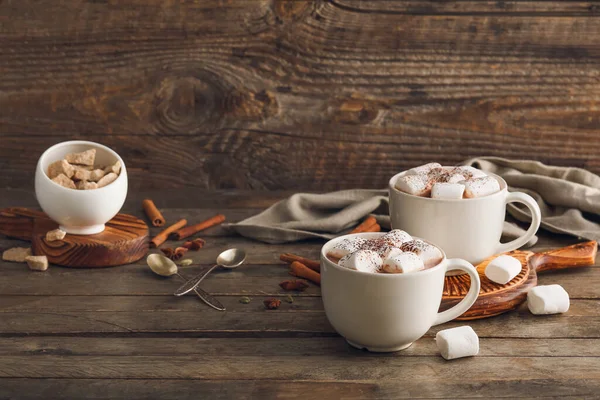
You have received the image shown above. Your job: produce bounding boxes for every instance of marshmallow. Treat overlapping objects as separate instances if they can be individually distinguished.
[462,176,501,198]
[338,250,382,274]
[406,162,442,176]
[382,252,424,274]
[527,284,570,315]
[436,326,479,360]
[382,229,412,247]
[485,255,521,285]
[431,182,465,200]
[329,237,367,259]
[400,239,443,268]
[361,238,399,259]
[395,174,431,197]
[428,167,467,184]
[458,166,488,179]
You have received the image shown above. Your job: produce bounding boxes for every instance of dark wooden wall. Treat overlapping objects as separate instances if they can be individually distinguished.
[2,0,600,191]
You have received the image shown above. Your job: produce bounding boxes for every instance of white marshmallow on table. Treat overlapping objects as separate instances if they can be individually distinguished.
[436,326,479,360]
[329,237,367,259]
[400,239,443,268]
[382,229,412,247]
[395,174,431,197]
[338,250,382,274]
[382,252,424,274]
[457,166,488,179]
[462,176,501,198]
[405,162,442,176]
[485,255,521,284]
[431,182,466,199]
[528,284,570,315]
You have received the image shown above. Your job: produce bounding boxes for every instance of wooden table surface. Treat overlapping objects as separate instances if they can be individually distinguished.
[0,188,599,399]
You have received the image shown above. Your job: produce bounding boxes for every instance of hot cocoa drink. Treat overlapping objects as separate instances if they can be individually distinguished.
[326,230,443,274]
[394,163,500,199]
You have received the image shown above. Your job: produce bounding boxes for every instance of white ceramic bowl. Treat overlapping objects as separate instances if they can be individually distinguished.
[320,232,480,352]
[35,140,128,235]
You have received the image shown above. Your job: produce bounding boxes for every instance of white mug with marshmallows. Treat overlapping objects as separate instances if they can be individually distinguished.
[389,170,542,265]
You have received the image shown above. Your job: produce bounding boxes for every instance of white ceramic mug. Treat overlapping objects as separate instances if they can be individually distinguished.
[388,172,541,265]
[35,140,128,235]
[321,233,480,352]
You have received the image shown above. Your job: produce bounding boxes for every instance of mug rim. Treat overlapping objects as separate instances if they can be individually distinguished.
[388,169,508,202]
[321,232,447,279]
[37,140,126,193]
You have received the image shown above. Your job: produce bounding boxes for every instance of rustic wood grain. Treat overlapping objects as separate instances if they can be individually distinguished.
[0,208,149,267]
[0,353,598,382]
[0,299,598,337]
[2,2,600,190]
[1,378,599,400]
[0,189,599,398]
[3,336,600,357]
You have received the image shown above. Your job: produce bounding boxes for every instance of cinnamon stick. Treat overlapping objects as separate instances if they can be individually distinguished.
[350,216,377,234]
[150,219,187,248]
[142,199,166,227]
[170,214,226,240]
[364,223,381,233]
[289,261,321,286]
[280,253,320,272]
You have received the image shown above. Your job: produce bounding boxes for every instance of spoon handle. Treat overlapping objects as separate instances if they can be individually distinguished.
[174,265,219,297]
[176,272,225,311]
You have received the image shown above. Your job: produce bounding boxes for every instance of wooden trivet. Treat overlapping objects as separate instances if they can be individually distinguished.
[440,241,597,320]
[0,207,148,267]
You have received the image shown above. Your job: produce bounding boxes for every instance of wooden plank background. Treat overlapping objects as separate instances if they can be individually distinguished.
[2,0,600,191]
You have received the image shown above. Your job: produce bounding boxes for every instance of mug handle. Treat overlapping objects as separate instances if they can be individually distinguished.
[434,259,480,325]
[496,192,542,254]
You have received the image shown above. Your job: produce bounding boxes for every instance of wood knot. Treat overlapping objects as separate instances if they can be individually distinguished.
[272,0,312,23]
[227,89,279,121]
[153,75,226,133]
[329,97,385,125]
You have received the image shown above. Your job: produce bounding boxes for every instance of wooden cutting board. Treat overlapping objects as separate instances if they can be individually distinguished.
[440,240,597,320]
[0,207,148,267]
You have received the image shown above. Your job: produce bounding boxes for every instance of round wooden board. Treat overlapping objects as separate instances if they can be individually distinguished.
[30,213,149,268]
[440,250,537,320]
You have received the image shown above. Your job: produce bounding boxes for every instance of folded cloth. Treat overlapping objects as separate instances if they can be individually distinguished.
[464,157,600,242]
[227,190,388,244]
[227,158,600,245]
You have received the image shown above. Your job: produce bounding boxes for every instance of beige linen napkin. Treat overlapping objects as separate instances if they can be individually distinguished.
[227,158,600,245]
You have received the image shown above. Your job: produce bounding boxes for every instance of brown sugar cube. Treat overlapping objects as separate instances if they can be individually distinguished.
[76,180,98,190]
[89,169,106,182]
[72,166,92,181]
[97,172,118,188]
[2,247,32,262]
[65,149,96,166]
[47,160,75,179]
[104,160,122,175]
[51,174,76,189]
[25,255,49,271]
[46,229,66,242]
